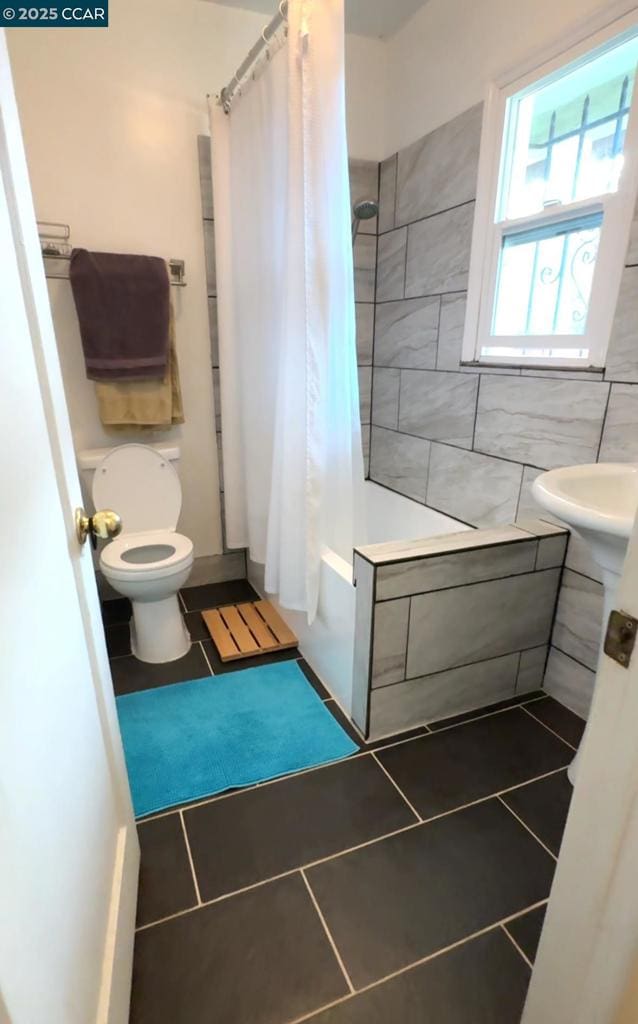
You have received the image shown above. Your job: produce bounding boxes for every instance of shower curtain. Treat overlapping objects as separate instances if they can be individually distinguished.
[210,0,364,622]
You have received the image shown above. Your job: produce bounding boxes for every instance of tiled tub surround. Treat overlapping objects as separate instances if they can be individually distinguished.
[352,520,567,739]
[369,101,638,718]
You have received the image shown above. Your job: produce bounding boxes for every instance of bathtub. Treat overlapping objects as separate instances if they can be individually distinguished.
[247,481,470,722]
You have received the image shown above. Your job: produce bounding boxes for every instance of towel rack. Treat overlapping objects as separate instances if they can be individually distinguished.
[37,222,187,287]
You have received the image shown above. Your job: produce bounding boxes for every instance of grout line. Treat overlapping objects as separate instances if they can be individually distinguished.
[198,640,215,676]
[179,810,202,906]
[178,591,187,612]
[424,695,545,735]
[501,923,534,969]
[371,751,422,821]
[301,870,355,995]
[522,704,577,751]
[498,796,557,861]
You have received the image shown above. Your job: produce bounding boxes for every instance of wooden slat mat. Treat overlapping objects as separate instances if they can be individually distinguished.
[202,600,298,663]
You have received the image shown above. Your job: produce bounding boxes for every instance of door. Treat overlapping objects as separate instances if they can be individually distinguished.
[0,31,138,1024]
[523,504,638,1021]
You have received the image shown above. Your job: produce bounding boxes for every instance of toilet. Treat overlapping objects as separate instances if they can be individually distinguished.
[82,443,193,664]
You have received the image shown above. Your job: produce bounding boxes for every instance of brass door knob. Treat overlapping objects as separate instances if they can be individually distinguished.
[75,507,122,547]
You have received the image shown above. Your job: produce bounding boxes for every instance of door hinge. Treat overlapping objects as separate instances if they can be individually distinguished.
[604,610,638,669]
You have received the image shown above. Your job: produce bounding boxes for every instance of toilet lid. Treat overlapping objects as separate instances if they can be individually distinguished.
[92,444,181,534]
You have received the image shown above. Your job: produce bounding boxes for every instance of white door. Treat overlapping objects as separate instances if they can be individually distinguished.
[524,505,638,1021]
[0,32,138,1024]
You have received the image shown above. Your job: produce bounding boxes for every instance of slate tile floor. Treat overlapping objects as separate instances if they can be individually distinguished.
[102,581,584,1023]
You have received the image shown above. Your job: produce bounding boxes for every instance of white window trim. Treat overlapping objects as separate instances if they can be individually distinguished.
[462,1,638,370]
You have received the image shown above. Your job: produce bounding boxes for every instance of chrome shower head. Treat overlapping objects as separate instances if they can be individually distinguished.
[352,198,379,242]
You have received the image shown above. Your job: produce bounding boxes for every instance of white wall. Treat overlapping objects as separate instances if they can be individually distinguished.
[385,0,626,155]
[6,0,383,559]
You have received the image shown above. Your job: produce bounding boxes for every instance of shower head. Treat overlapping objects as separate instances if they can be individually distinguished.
[352,198,379,242]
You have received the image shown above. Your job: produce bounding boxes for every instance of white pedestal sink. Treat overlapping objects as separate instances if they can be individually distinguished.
[533,463,638,782]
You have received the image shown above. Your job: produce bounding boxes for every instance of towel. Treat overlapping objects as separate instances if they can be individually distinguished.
[94,303,184,429]
[70,249,170,381]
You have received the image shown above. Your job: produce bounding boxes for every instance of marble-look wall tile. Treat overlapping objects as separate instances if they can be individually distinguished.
[605,266,638,382]
[212,368,221,429]
[405,202,474,298]
[358,365,372,424]
[378,154,398,233]
[395,104,483,227]
[552,569,604,672]
[516,466,543,520]
[426,443,523,526]
[599,383,638,461]
[375,537,538,601]
[399,370,478,448]
[368,653,519,738]
[474,376,609,469]
[536,533,568,570]
[544,647,593,719]
[516,646,548,694]
[371,368,400,429]
[355,303,374,366]
[203,218,216,296]
[352,554,375,734]
[354,234,377,303]
[436,292,467,371]
[216,430,224,491]
[349,158,379,234]
[369,426,430,502]
[406,569,560,678]
[374,297,439,369]
[361,423,371,477]
[197,134,214,219]
[377,228,407,302]
[208,297,219,367]
[564,532,604,583]
[188,550,246,587]
[371,598,410,688]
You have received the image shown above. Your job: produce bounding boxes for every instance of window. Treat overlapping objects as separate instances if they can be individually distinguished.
[464,15,638,368]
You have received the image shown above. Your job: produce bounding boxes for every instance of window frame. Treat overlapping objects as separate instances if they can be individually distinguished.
[462,3,638,370]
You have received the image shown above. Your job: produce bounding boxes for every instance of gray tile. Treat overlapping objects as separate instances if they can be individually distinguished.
[361,423,371,477]
[436,292,467,370]
[212,368,221,430]
[358,365,372,424]
[564,531,604,583]
[536,533,568,570]
[517,473,598,579]
[599,383,638,461]
[406,569,561,678]
[357,525,521,566]
[355,303,374,366]
[349,158,379,234]
[374,296,439,369]
[516,646,548,694]
[514,518,567,539]
[405,203,474,298]
[606,266,638,381]
[216,431,224,491]
[375,535,537,601]
[517,466,544,520]
[426,443,523,526]
[208,297,219,367]
[543,647,594,719]
[354,234,377,303]
[396,103,483,226]
[203,218,216,296]
[185,553,247,589]
[369,426,430,502]
[377,228,407,302]
[372,598,409,687]
[369,654,520,736]
[371,368,400,429]
[378,154,397,233]
[520,369,604,381]
[197,134,214,219]
[552,569,604,671]
[352,554,375,734]
[399,369,478,448]
[474,376,609,469]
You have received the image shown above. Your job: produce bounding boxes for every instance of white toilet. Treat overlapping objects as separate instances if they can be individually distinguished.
[82,443,194,664]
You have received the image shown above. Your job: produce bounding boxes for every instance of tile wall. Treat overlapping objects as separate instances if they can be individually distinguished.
[369,105,638,718]
[352,520,567,738]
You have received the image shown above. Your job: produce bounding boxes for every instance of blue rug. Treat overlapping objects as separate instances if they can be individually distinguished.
[116,660,358,817]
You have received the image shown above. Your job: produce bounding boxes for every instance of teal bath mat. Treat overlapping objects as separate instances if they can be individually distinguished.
[116,660,358,817]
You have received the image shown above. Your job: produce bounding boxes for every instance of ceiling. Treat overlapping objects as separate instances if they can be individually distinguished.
[205,0,428,39]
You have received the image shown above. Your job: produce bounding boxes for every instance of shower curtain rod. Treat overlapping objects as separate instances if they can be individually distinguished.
[219,0,288,113]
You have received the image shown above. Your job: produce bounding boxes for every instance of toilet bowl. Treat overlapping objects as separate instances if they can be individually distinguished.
[92,444,194,663]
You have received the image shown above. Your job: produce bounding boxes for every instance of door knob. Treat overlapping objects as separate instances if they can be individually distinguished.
[75,507,122,548]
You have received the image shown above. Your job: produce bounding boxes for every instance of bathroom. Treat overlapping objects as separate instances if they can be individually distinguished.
[3,0,638,1021]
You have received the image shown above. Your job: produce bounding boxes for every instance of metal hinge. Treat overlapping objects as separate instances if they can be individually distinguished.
[604,610,638,669]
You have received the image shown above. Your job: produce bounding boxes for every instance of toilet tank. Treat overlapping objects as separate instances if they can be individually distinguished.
[77,443,181,512]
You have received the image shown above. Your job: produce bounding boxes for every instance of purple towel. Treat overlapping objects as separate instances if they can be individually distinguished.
[70,249,170,381]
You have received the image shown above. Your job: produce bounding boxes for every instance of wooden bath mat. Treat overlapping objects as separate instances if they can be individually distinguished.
[202,600,298,663]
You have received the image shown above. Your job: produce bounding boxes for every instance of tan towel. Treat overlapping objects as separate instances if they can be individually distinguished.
[94,303,184,429]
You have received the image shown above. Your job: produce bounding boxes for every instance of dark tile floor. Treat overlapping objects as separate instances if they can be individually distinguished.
[103,580,584,1024]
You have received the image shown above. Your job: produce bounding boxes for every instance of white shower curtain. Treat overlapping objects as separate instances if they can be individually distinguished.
[210,0,363,622]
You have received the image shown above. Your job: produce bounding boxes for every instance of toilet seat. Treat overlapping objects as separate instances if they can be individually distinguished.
[100,529,193,583]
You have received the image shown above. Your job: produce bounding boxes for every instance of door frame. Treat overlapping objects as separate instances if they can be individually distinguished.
[0,30,138,1024]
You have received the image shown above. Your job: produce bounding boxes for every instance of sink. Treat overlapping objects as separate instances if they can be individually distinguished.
[533,463,638,784]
